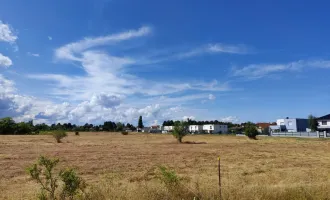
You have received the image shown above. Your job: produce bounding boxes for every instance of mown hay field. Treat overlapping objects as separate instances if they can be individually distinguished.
[0,132,329,200]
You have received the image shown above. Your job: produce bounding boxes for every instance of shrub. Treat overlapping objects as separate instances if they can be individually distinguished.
[27,156,85,200]
[75,131,79,136]
[244,122,258,139]
[60,168,86,199]
[26,156,60,200]
[172,121,188,143]
[121,131,128,135]
[158,166,180,188]
[52,130,67,143]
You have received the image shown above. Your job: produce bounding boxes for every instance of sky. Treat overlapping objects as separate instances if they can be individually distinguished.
[1,0,330,125]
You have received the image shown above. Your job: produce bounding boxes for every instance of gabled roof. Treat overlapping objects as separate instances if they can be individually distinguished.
[318,114,330,120]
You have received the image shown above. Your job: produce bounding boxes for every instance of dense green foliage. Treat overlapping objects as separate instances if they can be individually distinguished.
[0,117,33,134]
[308,115,318,131]
[163,119,239,128]
[138,116,144,129]
[172,121,189,143]
[0,117,136,135]
[244,122,259,139]
[52,130,68,143]
[27,156,85,200]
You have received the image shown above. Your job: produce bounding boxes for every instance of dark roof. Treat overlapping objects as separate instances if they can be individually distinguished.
[318,114,330,120]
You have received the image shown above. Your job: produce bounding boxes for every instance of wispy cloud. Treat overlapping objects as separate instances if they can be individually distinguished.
[55,26,152,61]
[175,43,253,60]
[208,43,253,54]
[232,59,330,79]
[27,52,40,57]
[0,53,12,67]
[0,20,18,43]
[48,36,52,40]
[28,26,230,101]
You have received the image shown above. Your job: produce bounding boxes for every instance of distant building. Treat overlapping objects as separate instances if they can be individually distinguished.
[270,118,308,132]
[317,114,330,133]
[256,122,276,133]
[163,126,174,132]
[202,124,228,134]
[142,127,151,133]
[189,125,203,134]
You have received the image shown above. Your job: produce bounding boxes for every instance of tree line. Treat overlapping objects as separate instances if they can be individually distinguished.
[162,119,239,128]
[0,117,137,135]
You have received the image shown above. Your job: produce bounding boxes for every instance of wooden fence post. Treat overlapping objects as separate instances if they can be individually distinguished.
[218,157,222,200]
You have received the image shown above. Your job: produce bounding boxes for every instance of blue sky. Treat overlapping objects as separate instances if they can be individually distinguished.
[1,0,330,125]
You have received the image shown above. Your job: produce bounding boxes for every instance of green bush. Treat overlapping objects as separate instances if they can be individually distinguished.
[52,130,67,143]
[27,156,85,200]
[172,121,188,143]
[75,131,79,136]
[244,122,258,139]
[26,156,60,200]
[60,168,86,199]
[121,131,128,135]
[158,166,180,188]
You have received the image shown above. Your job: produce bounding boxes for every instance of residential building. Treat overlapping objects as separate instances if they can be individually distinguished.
[317,114,330,133]
[202,124,228,134]
[142,127,150,133]
[189,125,203,133]
[149,125,161,133]
[270,118,308,132]
[256,122,276,134]
[163,126,174,132]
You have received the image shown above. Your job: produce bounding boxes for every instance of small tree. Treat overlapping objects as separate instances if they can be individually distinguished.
[26,156,60,200]
[116,122,124,132]
[308,115,318,131]
[27,156,85,200]
[244,122,258,139]
[138,116,144,129]
[52,130,67,143]
[172,121,188,143]
[60,168,86,200]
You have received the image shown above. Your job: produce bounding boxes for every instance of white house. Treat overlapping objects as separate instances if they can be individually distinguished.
[163,126,174,132]
[189,125,203,133]
[317,114,330,133]
[202,124,228,134]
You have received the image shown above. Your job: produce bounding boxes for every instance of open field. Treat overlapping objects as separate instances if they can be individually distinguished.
[0,132,330,200]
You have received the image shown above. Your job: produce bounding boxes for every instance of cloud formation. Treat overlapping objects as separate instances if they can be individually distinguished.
[233,59,330,79]
[0,20,18,43]
[0,53,12,67]
[27,52,40,57]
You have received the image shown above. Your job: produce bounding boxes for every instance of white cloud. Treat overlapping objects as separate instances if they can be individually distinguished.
[0,53,12,67]
[220,116,240,123]
[0,74,16,93]
[183,116,195,121]
[232,59,330,79]
[208,43,252,54]
[48,36,52,40]
[28,27,230,101]
[175,43,253,59]
[27,52,40,57]
[0,20,17,43]
[208,94,216,100]
[55,26,151,61]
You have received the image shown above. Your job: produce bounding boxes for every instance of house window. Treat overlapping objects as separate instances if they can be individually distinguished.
[322,121,327,125]
[210,126,212,129]
[288,121,293,126]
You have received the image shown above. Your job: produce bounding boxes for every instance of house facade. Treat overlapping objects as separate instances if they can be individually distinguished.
[202,124,228,134]
[317,114,330,133]
[189,125,203,133]
[163,126,174,132]
[270,118,308,132]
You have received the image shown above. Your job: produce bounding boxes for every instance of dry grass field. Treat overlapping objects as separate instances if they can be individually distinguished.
[0,132,330,200]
